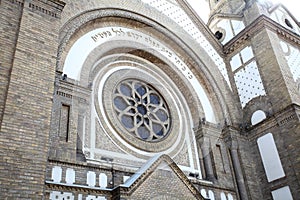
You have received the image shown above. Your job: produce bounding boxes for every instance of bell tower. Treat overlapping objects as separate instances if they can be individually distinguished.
[207,0,247,45]
[206,0,300,199]
[208,0,246,16]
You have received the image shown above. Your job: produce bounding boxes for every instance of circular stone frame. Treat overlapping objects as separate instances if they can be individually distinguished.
[94,63,185,154]
[112,79,171,142]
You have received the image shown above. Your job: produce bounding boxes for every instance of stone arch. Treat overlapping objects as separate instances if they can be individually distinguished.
[242,95,273,127]
[50,0,242,183]
[80,42,206,126]
[57,8,237,123]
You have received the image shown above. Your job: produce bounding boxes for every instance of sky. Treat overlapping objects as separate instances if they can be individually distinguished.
[187,0,300,22]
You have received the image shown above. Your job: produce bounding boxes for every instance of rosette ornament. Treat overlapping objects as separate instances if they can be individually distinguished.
[113,80,171,142]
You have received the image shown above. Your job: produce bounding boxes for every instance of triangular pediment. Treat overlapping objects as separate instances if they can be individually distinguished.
[113,154,204,200]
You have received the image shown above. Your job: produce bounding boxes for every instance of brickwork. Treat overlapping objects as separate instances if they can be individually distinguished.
[0,0,300,199]
[0,0,64,198]
[217,2,300,199]
[248,105,300,199]
[0,0,23,125]
[129,168,197,200]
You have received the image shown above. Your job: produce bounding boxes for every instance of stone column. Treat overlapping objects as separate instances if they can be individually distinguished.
[200,136,215,181]
[77,114,84,151]
[223,126,249,200]
[194,122,220,182]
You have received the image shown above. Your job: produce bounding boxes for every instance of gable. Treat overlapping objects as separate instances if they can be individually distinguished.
[129,162,199,199]
[116,154,204,200]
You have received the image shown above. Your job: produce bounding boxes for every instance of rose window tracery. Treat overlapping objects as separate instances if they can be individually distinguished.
[113,79,171,142]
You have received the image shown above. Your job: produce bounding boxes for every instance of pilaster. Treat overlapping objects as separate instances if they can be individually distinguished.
[223,126,249,200]
[194,121,222,182]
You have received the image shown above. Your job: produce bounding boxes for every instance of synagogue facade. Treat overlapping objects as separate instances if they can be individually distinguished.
[0,0,299,199]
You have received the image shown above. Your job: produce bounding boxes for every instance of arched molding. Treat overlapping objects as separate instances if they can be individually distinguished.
[56,3,239,125]
[80,43,205,126]
[251,110,267,126]
[242,95,273,127]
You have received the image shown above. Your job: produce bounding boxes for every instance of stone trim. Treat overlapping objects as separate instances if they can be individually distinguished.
[245,104,300,141]
[48,158,136,174]
[117,154,204,200]
[56,4,235,126]
[192,179,236,193]
[4,0,24,8]
[224,15,300,55]
[27,0,65,18]
[47,155,204,199]
[45,181,112,196]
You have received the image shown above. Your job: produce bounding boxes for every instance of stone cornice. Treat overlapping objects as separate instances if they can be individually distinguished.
[224,15,300,55]
[27,0,65,18]
[45,181,112,196]
[194,122,222,140]
[245,104,300,141]
[48,157,138,174]
[4,0,24,8]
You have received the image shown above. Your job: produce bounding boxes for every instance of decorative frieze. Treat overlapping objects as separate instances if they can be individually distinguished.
[56,91,73,99]
[275,104,300,126]
[28,0,65,18]
[5,0,24,7]
[224,15,300,55]
[278,114,297,126]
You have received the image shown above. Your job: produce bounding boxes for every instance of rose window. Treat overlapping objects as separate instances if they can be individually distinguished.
[113,79,171,142]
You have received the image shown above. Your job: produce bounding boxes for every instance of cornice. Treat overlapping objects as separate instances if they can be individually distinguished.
[224,15,300,55]
[4,0,24,8]
[244,104,300,141]
[45,181,112,195]
[27,0,65,18]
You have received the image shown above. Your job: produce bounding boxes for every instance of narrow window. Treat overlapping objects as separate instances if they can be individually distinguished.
[257,133,285,182]
[59,104,70,142]
[271,186,293,200]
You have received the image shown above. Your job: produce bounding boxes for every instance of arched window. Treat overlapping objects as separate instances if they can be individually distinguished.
[251,110,266,125]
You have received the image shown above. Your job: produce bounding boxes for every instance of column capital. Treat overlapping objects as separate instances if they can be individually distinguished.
[194,121,221,140]
[222,126,240,150]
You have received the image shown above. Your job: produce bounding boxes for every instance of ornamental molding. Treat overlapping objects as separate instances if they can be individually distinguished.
[275,104,300,126]
[224,15,300,55]
[244,104,300,141]
[45,181,112,196]
[57,8,181,72]
[4,0,24,8]
[28,0,65,18]
[48,158,113,171]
